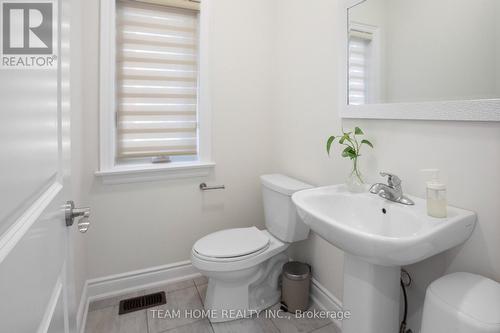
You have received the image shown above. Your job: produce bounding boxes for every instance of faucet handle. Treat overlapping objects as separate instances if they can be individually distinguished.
[380,172,402,187]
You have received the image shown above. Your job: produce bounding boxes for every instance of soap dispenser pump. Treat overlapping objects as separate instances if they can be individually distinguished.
[421,169,447,218]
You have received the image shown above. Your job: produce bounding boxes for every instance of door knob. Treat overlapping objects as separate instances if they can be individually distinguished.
[64,201,91,233]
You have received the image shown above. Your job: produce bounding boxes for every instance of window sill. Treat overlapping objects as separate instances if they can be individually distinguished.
[95,161,216,185]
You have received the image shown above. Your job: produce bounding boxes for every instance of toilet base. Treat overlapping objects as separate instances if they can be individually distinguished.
[201,253,289,323]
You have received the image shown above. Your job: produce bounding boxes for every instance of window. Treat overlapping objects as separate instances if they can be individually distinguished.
[116,0,199,162]
[98,0,213,184]
[348,23,380,106]
[348,30,371,105]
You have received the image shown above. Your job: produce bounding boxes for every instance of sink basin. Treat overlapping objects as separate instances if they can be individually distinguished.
[292,184,476,266]
[292,184,476,333]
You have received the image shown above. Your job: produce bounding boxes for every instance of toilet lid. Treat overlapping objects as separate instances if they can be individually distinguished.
[193,227,270,259]
[428,272,500,325]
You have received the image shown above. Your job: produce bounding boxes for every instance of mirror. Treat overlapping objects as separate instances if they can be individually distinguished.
[347,0,500,106]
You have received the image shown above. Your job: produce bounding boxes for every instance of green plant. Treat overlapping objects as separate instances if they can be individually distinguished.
[326,127,373,184]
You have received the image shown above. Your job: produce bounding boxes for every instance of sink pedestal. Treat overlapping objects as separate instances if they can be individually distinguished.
[342,254,400,333]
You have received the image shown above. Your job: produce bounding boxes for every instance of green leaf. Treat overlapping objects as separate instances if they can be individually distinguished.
[354,127,364,135]
[326,136,335,155]
[342,146,357,159]
[339,134,349,144]
[361,139,374,148]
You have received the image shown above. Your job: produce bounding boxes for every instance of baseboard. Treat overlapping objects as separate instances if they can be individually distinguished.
[310,278,343,331]
[86,260,199,301]
[77,260,200,333]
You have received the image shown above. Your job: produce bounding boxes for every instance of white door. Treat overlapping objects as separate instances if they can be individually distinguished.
[0,0,81,332]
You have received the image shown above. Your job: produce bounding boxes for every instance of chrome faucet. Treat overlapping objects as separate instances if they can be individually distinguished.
[369,172,415,205]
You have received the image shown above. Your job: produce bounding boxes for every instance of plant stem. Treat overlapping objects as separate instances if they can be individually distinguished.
[352,134,363,183]
[352,156,363,183]
[353,133,360,157]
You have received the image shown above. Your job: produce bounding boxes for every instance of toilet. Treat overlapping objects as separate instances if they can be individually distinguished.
[421,272,500,333]
[191,174,312,322]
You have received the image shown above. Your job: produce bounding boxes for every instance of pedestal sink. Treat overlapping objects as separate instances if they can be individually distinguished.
[292,184,476,333]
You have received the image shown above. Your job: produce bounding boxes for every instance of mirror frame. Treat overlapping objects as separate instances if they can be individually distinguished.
[339,0,500,121]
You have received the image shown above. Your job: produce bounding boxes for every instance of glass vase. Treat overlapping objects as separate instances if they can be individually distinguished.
[346,157,366,193]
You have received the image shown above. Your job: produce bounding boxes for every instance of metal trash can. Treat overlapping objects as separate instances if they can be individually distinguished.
[281,261,311,312]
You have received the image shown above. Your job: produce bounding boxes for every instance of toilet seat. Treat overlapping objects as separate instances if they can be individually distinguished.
[193,244,270,263]
[193,227,270,261]
[192,229,288,272]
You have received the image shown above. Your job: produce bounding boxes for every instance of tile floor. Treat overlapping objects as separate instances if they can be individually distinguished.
[85,276,339,333]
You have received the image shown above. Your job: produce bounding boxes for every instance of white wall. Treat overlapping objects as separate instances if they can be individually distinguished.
[273,0,500,331]
[271,0,346,298]
[81,0,275,279]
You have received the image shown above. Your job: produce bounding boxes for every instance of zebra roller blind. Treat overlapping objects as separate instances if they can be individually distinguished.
[348,30,372,106]
[116,0,199,160]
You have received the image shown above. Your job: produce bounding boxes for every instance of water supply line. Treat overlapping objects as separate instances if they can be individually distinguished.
[400,269,413,333]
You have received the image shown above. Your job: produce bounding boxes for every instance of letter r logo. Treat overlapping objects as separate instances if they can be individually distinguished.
[2,2,53,54]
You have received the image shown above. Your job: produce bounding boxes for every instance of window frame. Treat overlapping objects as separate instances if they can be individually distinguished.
[348,21,381,105]
[97,0,214,184]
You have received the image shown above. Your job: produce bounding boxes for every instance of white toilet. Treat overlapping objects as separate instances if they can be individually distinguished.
[191,174,312,322]
[421,272,500,333]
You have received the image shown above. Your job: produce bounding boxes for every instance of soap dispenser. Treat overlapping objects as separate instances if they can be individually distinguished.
[422,169,447,218]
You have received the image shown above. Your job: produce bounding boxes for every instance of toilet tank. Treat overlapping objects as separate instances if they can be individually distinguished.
[260,174,313,243]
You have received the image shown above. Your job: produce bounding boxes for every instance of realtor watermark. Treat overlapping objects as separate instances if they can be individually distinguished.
[149,308,352,321]
[1,0,57,68]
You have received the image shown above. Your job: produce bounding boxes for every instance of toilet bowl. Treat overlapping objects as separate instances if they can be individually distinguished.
[191,228,289,322]
[191,174,312,322]
[421,272,500,333]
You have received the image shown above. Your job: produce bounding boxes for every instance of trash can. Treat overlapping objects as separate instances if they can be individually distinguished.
[281,261,311,312]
